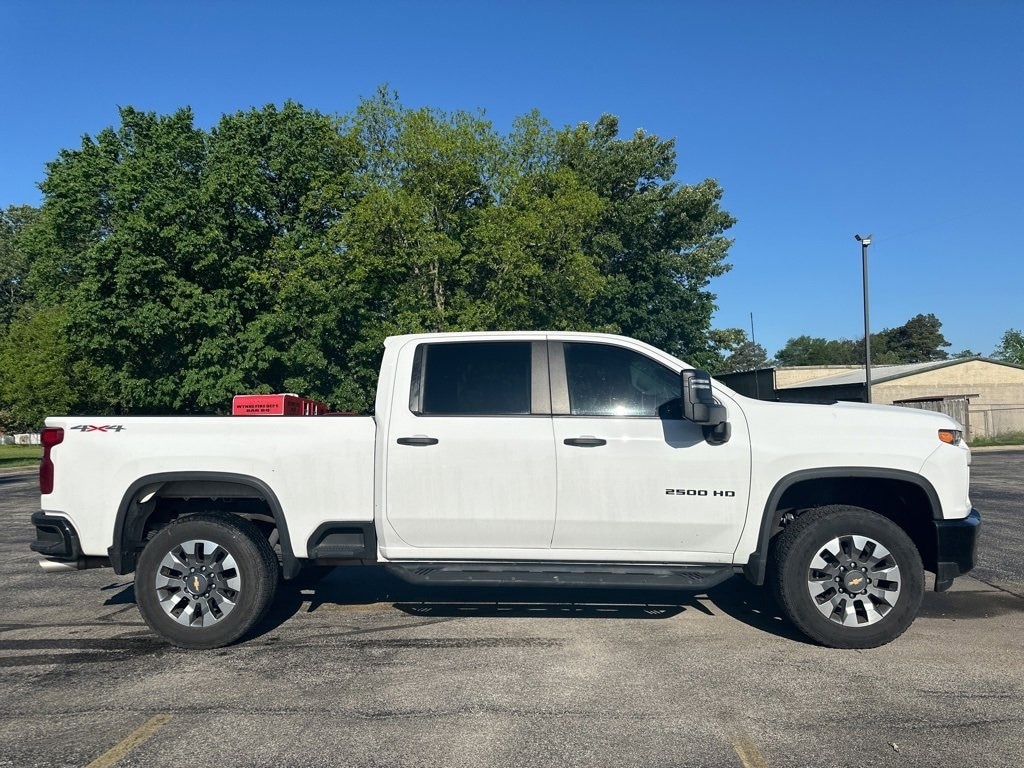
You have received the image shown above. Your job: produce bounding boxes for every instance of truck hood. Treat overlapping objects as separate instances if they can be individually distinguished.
[734,396,964,476]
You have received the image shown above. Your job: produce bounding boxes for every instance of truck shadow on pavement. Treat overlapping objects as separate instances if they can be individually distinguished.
[99,571,1023,649]
[261,567,812,645]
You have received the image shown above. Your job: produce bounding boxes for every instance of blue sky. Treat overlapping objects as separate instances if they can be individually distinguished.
[2,1,1021,358]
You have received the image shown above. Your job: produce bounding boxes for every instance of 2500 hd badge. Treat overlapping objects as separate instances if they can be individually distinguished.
[665,488,736,497]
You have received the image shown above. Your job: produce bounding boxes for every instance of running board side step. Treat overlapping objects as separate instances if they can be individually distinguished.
[384,562,735,591]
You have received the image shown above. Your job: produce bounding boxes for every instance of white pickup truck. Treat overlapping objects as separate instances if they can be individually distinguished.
[32,331,979,649]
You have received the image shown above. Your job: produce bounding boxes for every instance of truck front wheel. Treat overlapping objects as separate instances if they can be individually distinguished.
[770,505,924,649]
[135,513,278,649]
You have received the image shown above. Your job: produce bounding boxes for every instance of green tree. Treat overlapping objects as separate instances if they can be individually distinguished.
[775,335,859,366]
[554,115,735,367]
[10,93,737,416]
[708,328,770,374]
[875,313,949,363]
[0,205,40,330]
[0,308,80,431]
[23,103,362,413]
[993,329,1024,365]
[776,314,952,367]
[193,101,363,409]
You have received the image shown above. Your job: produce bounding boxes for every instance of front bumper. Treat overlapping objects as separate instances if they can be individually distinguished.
[933,509,981,592]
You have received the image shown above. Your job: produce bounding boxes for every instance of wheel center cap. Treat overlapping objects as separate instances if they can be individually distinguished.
[185,573,210,595]
[843,571,867,593]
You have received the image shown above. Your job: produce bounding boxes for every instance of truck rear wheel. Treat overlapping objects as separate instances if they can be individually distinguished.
[135,513,278,649]
[770,505,923,649]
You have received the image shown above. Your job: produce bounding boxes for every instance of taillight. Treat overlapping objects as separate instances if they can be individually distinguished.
[40,427,64,494]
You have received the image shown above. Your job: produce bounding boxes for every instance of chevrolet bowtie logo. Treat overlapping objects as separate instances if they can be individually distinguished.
[192,576,201,592]
[849,576,863,587]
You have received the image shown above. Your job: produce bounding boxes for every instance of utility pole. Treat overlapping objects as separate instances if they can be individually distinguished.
[750,312,761,400]
[854,234,873,403]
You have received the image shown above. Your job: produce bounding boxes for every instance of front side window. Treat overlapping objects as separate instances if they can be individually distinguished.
[417,341,532,415]
[564,343,679,417]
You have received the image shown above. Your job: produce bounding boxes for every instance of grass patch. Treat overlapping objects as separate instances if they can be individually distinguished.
[0,444,42,468]
[969,432,1024,448]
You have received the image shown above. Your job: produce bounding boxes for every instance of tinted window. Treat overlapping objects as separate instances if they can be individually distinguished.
[564,343,679,417]
[419,342,532,415]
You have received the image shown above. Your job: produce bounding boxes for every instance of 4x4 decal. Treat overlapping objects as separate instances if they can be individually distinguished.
[70,425,126,433]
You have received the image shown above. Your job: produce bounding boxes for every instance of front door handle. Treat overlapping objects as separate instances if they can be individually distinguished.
[397,436,439,447]
[563,437,607,448]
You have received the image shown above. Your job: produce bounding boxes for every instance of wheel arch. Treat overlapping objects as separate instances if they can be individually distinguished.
[743,467,942,586]
[109,471,300,579]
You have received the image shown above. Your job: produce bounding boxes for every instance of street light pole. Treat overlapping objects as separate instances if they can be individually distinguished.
[854,234,873,403]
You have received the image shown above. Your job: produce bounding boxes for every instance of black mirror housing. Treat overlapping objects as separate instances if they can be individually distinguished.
[681,369,718,423]
[681,369,730,445]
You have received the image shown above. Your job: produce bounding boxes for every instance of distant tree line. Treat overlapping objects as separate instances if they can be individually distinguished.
[710,314,1023,375]
[0,90,737,430]
[776,313,953,367]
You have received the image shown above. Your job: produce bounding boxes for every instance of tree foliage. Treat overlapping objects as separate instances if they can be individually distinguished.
[993,328,1024,365]
[707,328,770,374]
[0,307,82,432]
[774,335,859,367]
[0,205,40,329]
[0,92,736,428]
[875,313,950,363]
[774,314,952,367]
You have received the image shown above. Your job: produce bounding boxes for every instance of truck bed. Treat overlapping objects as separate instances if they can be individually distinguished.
[42,415,377,559]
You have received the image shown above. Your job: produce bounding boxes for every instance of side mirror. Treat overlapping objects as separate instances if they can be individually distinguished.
[681,369,731,445]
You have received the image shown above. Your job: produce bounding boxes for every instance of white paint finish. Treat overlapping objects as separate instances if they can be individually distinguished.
[551,410,751,554]
[730,395,972,562]
[42,416,376,557]
[382,414,557,548]
[378,333,557,550]
[378,545,736,564]
[918,441,973,519]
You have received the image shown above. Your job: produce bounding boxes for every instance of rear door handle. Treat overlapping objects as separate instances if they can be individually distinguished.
[563,437,607,448]
[396,436,439,447]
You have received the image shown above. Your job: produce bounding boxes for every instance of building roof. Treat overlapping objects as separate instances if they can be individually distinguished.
[776,357,1024,389]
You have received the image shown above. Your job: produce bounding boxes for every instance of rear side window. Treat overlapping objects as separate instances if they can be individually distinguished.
[415,341,532,415]
[564,342,679,417]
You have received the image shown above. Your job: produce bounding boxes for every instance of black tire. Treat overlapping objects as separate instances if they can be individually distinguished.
[770,505,924,649]
[135,513,278,649]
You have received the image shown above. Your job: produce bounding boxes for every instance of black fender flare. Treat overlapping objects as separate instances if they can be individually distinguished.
[741,467,942,586]
[108,471,300,579]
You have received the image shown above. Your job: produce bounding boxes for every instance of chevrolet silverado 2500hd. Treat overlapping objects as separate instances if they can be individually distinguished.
[31,331,980,649]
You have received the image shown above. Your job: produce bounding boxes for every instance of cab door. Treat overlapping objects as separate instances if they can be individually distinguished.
[382,338,557,552]
[549,340,751,557]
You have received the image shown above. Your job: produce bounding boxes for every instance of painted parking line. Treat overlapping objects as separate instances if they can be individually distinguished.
[733,734,769,768]
[85,713,173,768]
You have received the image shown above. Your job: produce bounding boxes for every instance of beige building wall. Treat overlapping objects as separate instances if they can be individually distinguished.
[874,361,1024,405]
[873,361,1024,439]
[774,366,864,387]
[969,405,1024,438]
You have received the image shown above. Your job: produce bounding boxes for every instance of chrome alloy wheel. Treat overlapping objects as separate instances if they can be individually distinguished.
[806,534,902,627]
[155,539,241,627]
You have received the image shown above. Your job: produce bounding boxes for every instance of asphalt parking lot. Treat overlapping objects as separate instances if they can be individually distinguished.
[0,452,1021,768]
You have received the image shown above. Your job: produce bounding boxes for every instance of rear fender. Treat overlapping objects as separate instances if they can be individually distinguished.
[110,471,299,579]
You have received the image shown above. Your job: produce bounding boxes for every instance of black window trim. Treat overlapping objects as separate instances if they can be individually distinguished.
[409,339,552,417]
[549,339,686,420]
